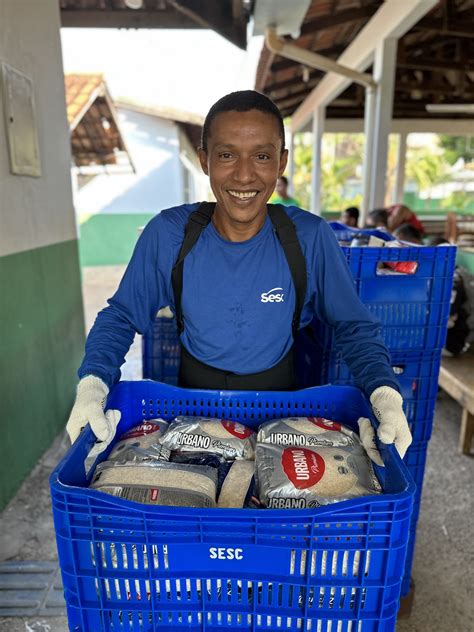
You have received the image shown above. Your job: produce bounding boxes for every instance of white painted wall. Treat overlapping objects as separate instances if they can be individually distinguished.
[75,108,208,217]
[0,0,76,257]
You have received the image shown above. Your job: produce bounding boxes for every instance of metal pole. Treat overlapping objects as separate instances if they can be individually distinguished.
[369,37,398,209]
[393,132,407,203]
[362,86,376,225]
[310,107,325,215]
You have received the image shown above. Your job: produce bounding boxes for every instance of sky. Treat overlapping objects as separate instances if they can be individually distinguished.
[60,28,264,117]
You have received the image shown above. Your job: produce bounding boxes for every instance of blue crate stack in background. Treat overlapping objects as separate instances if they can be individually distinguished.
[142,315,180,385]
[295,223,456,596]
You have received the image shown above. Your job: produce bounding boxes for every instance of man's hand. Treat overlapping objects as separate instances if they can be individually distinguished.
[358,386,412,465]
[66,375,121,445]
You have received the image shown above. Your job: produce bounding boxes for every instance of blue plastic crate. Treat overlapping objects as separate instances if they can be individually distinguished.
[401,527,419,597]
[294,339,442,438]
[318,236,457,353]
[142,317,180,384]
[50,382,415,632]
[328,222,396,244]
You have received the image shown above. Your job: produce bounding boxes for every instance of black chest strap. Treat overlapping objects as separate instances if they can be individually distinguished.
[171,202,307,337]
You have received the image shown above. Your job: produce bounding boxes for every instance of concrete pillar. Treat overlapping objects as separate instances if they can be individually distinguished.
[368,37,398,210]
[310,106,325,215]
[393,132,407,204]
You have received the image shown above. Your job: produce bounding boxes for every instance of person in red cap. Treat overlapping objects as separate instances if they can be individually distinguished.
[387,204,424,234]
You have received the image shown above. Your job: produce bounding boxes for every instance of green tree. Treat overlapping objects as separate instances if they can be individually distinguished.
[405,144,448,198]
[439,135,474,165]
[292,133,364,212]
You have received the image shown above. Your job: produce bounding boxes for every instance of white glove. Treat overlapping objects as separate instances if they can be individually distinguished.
[358,386,412,464]
[357,418,384,467]
[66,375,121,445]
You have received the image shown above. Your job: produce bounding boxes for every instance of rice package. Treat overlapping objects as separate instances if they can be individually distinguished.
[160,417,256,460]
[90,460,217,508]
[257,416,360,448]
[256,444,381,509]
[107,419,170,463]
[217,460,261,509]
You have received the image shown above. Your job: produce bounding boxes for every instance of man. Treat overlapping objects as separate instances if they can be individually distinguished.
[366,208,389,231]
[271,175,300,207]
[393,224,422,245]
[67,90,411,463]
[387,204,424,234]
[340,206,359,228]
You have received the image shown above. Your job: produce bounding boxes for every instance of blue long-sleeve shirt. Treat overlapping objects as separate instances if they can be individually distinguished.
[79,203,399,395]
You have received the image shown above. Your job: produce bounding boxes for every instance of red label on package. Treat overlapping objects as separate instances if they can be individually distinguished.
[281,448,325,489]
[150,488,159,501]
[307,417,342,432]
[221,420,253,439]
[121,422,161,439]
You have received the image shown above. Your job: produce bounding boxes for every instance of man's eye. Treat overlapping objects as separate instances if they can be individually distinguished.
[219,152,233,159]
[256,154,270,160]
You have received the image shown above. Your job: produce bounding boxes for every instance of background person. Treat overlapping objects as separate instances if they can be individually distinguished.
[340,206,359,228]
[271,175,300,207]
[366,208,390,232]
[387,203,424,234]
[393,223,423,245]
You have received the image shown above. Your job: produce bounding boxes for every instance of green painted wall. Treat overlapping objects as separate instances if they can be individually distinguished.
[79,213,156,267]
[0,240,85,509]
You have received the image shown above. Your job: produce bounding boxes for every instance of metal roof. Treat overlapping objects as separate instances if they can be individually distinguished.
[255,0,474,120]
[60,0,251,50]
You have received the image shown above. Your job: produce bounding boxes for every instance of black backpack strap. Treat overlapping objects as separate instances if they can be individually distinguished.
[172,202,215,334]
[268,204,307,336]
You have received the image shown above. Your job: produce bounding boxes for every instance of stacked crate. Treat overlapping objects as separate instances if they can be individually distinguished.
[142,315,180,385]
[295,223,456,595]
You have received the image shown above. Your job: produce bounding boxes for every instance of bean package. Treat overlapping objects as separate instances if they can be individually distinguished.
[89,415,382,509]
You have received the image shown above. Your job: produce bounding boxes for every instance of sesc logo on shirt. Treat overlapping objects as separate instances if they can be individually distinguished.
[261,287,284,303]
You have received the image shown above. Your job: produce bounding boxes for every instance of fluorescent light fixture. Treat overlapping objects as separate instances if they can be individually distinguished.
[124,0,144,9]
[426,104,474,114]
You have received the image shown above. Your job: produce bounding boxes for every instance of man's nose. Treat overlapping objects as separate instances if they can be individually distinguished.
[234,158,256,183]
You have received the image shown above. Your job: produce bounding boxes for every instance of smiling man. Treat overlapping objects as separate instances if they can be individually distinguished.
[67,91,412,462]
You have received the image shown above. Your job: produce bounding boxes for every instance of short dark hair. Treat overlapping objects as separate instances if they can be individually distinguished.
[344,206,359,221]
[201,90,285,153]
[368,208,388,227]
[278,176,288,186]
[394,223,422,243]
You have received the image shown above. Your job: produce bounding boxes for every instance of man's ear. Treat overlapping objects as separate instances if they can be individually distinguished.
[278,149,289,177]
[198,148,209,176]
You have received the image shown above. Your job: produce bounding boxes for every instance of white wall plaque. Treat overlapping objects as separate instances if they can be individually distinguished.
[1,62,41,177]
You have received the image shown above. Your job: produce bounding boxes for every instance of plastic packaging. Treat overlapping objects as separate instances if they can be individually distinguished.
[108,419,169,463]
[161,417,256,460]
[257,416,361,448]
[217,460,261,509]
[256,443,382,509]
[90,460,217,508]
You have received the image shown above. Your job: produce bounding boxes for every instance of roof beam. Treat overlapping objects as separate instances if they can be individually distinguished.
[414,17,474,39]
[60,9,199,29]
[291,0,439,132]
[398,58,474,73]
[299,6,374,36]
[270,45,346,73]
[323,118,474,134]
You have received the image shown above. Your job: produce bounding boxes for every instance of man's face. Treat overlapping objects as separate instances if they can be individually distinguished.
[199,109,288,226]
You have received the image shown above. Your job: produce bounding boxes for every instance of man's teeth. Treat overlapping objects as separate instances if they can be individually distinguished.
[228,190,258,199]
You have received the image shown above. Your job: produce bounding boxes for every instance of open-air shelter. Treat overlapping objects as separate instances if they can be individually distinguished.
[254,0,474,221]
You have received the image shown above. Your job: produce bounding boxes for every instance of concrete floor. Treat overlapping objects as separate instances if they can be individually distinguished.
[0,265,473,631]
